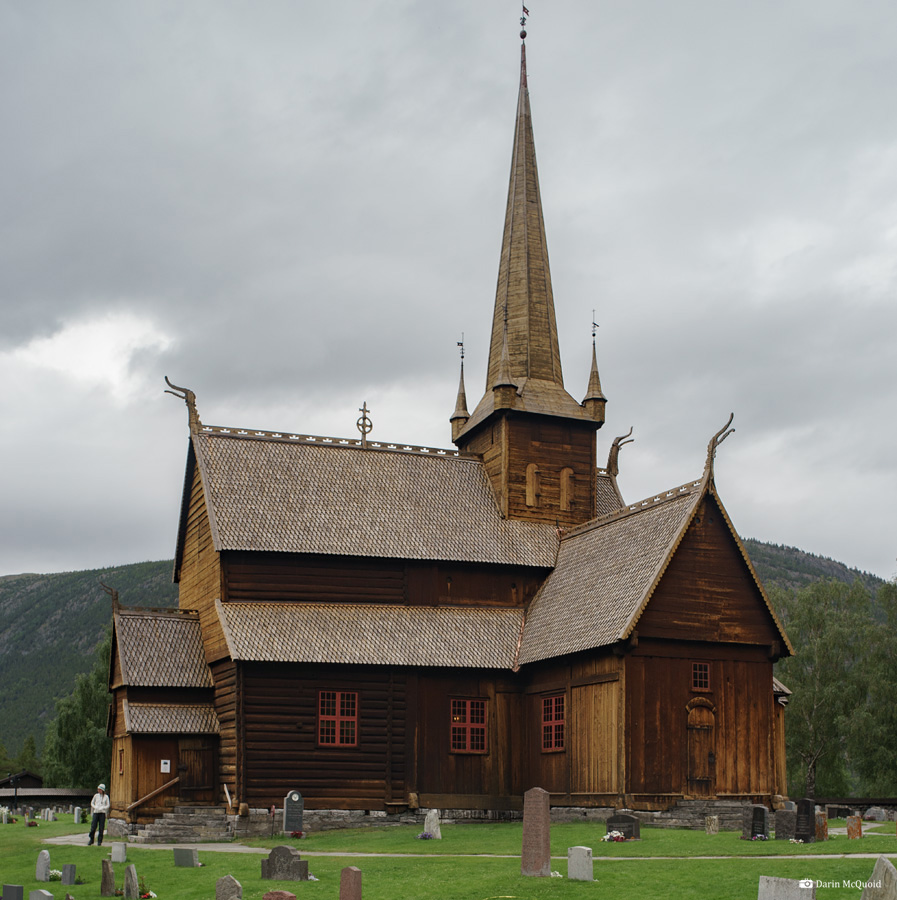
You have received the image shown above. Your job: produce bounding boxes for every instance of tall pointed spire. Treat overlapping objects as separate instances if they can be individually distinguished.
[582,323,607,424]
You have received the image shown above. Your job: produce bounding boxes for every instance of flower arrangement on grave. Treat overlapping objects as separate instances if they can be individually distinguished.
[789,838,805,844]
[27,820,38,827]
[415,831,435,840]
[750,834,768,840]
[139,876,157,899]
[290,830,305,839]
[602,830,626,842]
[49,869,63,881]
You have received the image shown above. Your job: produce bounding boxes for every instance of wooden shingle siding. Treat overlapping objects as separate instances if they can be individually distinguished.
[241,663,406,809]
[178,463,226,660]
[638,496,781,645]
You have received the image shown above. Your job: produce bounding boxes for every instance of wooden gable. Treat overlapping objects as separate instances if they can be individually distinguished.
[636,493,784,649]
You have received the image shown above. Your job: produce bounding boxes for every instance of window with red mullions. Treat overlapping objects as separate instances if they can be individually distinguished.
[692,662,710,691]
[542,694,565,751]
[451,699,487,753]
[318,691,358,746]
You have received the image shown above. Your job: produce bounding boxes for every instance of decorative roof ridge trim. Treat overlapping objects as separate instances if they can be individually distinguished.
[222,600,524,615]
[117,605,200,619]
[706,481,794,656]
[562,477,703,540]
[198,424,462,459]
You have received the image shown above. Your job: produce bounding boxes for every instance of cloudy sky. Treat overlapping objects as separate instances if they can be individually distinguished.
[2,1,895,581]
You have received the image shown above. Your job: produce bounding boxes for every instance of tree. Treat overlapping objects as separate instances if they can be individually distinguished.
[14,735,41,774]
[42,629,112,789]
[773,580,873,797]
[848,581,897,794]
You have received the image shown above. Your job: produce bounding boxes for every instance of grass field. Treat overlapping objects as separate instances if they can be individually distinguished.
[0,815,894,900]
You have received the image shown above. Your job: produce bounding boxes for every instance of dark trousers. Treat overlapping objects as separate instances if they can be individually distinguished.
[88,812,106,845]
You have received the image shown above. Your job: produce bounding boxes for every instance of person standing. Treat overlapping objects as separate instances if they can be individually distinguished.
[87,783,110,846]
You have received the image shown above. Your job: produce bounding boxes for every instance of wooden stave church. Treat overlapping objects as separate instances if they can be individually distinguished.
[107,39,792,828]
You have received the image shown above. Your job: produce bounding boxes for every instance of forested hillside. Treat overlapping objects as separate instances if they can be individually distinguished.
[0,561,177,756]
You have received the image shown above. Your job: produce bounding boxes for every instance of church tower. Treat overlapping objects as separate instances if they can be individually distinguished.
[452,38,606,527]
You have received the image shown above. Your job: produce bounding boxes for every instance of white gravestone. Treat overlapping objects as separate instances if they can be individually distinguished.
[567,846,594,882]
[423,809,442,839]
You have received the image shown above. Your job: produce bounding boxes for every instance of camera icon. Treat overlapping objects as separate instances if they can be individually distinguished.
[799,879,814,889]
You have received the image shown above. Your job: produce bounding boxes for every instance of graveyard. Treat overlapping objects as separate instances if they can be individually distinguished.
[1,809,895,900]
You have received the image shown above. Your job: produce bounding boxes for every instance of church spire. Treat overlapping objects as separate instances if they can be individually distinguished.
[582,321,607,424]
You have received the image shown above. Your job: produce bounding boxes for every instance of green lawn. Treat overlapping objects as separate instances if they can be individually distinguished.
[0,815,894,900]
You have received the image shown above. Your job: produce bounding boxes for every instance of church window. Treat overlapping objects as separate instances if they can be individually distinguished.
[526,463,541,507]
[560,467,575,511]
[450,698,487,753]
[541,694,565,752]
[692,663,710,692]
[318,690,358,746]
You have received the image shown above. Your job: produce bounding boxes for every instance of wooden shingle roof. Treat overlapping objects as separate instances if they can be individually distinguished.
[123,701,219,734]
[519,481,704,664]
[216,599,524,669]
[115,607,212,688]
[192,428,558,566]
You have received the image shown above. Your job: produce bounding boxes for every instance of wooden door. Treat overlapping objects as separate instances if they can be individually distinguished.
[686,701,715,797]
[178,738,217,804]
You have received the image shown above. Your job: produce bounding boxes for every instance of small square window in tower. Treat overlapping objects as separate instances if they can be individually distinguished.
[692,663,710,692]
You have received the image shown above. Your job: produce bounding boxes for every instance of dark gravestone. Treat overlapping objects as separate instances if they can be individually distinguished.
[751,805,769,839]
[282,791,304,834]
[795,798,816,843]
[775,809,796,840]
[607,812,641,840]
[261,846,308,881]
[2,886,25,900]
[101,859,116,896]
[521,787,551,876]
[174,847,200,867]
[62,864,77,885]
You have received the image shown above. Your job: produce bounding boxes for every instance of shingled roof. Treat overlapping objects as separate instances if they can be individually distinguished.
[216,599,524,669]
[123,701,219,734]
[518,481,705,664]
[190,428,559,567]
[114,607,212,688]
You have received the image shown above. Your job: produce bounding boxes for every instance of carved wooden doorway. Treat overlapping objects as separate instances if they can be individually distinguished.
[178,738,217,804]
[686,698,716,797]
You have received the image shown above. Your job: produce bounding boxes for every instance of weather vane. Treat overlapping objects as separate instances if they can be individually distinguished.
[457,333,465,362]
[591,310,599,346]
[356,401,373,449]
[520,3,529,39]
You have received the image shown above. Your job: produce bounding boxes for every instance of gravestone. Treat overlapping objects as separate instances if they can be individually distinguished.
[101,859,116,896]
[847,815,863,839]
[261,846,308,881]
[340,866,362,900]
[827,805,852,819]
[28,891,54,900]
[775,809,796,841]
[607,811,640,840]
[48,811,57,822]
[123,864,139,900]
[73,807,82,825]
[705,815,719,835]
[174,847,200,867]
[784,800,796,811]
[758,876,816,899]
[262,892,297,900]
[2,809,8,824]
[62,864,76,885]
[282,791,303,834]
[815,811,828,842]
[866,807,888,822]
[216,874,243,900]
[742,804,769,839]
[423,809,442,840]
[35,849,51,881]
[111,842,127,863]
[860,855,897,900]
[2,886,24,900]
[567,846,593,882]
[795,799,815,843]
[521,787,551,876]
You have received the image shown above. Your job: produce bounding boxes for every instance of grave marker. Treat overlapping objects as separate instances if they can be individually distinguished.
[28,891,54,900]
[860,855,897,900]
[705,815,719,835]
[340,866,362,900]
[174,847,200,867]
[73,807,82,824]
[521,787,551,877]
[123,864,139,900]
[567,846,593,882]
[815,811,828,842]
[261,846,308,881]
[775,809,796,841]
[423,809,442,840]
[795,799,815,843]
[758,875,816,899]
[282,791,303,834]
[743,804,769,839]
[111,842,127,863]
[847,815,863,839]
[607,811,641,840]
[62,864,76,885]
[216,874,243,900]
[262,892,296,900]
[2,886,24,900]
[101,859,115,896]
[35,850,50,881]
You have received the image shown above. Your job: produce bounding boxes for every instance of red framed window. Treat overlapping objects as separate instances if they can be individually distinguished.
[451,698,487,753]
[692,662,710,692]
[318,690,358,746]
[542,694,565,751]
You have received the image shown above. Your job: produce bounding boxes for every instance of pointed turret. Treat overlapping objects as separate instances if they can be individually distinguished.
[450,360,470,441]
[582,338,607,424]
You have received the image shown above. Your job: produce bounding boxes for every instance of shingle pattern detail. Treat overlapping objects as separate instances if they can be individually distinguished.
[519,488,702,664]
[218,602,524,668]
[196,432,558,566]
[116,610,212,688]
[594,471,624,517]
[124,703,220,735]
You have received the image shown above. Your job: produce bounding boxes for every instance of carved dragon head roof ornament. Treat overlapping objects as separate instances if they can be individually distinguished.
[606,427,634,478]
[705,412,735,481]
[164,376,202,433]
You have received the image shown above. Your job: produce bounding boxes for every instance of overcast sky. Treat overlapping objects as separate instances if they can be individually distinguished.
[2,1,895,582]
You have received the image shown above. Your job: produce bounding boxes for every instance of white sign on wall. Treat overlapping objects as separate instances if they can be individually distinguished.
[161,759,171,774]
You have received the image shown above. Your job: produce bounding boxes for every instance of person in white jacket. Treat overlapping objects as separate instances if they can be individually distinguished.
[87,783,110,846]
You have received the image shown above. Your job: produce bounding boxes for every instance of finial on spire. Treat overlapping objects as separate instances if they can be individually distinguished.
[520,3,529,40]
[356,401,373,449]
[592,310,599,348]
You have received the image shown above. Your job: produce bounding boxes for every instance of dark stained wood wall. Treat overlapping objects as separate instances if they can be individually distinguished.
[625,641,775,799]
[637,495,782,646]
[241,663,407,809]
[211,659,238,807]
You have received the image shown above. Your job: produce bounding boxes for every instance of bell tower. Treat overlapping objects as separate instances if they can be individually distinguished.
[452,37,606,527]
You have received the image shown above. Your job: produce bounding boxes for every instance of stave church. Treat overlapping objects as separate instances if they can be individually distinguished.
[107,32,792,831]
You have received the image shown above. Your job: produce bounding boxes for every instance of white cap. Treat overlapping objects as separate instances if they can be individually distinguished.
[98,784,106,791]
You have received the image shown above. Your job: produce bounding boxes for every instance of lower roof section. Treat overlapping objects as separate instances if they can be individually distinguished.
[123,701,220,735]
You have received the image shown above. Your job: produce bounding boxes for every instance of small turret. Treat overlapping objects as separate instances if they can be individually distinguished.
[582,338,607,426]
[450,359,470,442]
